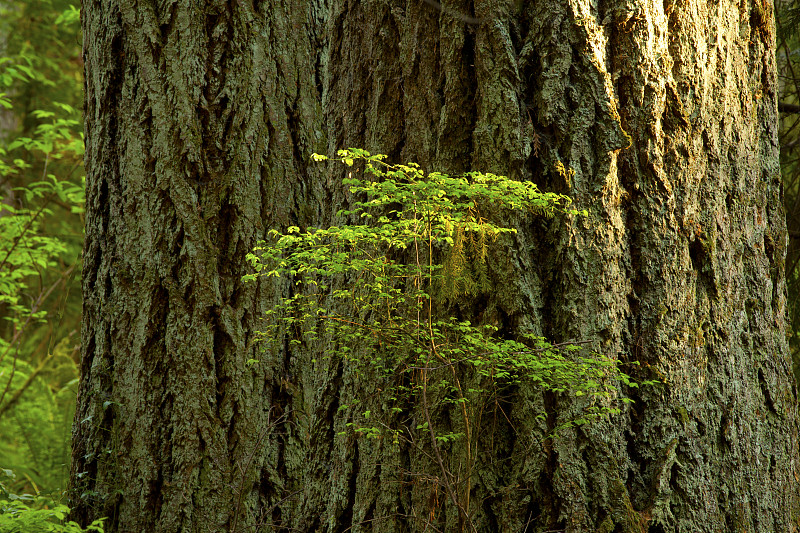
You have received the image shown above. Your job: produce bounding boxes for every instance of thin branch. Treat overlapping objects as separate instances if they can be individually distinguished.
[780,102,800,114]
[0,262,77,410]
[0,352,55,420]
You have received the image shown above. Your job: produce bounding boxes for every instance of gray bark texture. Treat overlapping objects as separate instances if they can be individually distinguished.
[71,0,800,532]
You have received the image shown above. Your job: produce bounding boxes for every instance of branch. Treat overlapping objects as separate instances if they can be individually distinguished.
[0,352,55,420]
[420,363,477,533]
[779,102,800,114]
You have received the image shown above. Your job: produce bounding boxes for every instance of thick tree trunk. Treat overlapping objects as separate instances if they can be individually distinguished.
[72,0,799,532]
[71,1,326,530]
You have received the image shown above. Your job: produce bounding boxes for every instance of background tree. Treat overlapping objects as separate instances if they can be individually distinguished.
[778,0,800,379]
[72,1,799,532]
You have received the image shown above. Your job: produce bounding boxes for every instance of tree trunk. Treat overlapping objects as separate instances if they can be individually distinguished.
[72,0,799,532]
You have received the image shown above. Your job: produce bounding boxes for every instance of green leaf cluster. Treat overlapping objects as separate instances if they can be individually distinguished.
[1,470,103,533]
[0,501,104,533]
[247,149,638,438]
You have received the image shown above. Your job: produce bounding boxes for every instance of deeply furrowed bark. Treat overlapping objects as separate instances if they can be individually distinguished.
[73,0,799,532]
[72,1,326,530]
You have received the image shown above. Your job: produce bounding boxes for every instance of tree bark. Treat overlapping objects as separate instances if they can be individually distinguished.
[72,0,799,532]
[72,1,327,530]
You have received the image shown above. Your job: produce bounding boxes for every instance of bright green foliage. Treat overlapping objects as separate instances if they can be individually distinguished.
[0,0,84,501]
[246,149,642,435]
[1,469,103,533]
[0,1,83,133]
[0,501,103,533]
[246,149,647,527]
[0,176,83,325]
[0,91,84,497]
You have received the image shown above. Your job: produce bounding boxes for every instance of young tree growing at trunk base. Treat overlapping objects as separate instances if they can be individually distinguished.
[72,1,799,532]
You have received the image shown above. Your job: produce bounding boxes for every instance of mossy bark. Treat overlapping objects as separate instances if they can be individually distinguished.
[73,0,799,532]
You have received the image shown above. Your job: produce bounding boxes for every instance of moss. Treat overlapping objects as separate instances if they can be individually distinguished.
[677,405,690,427]
[596,515,615,533]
